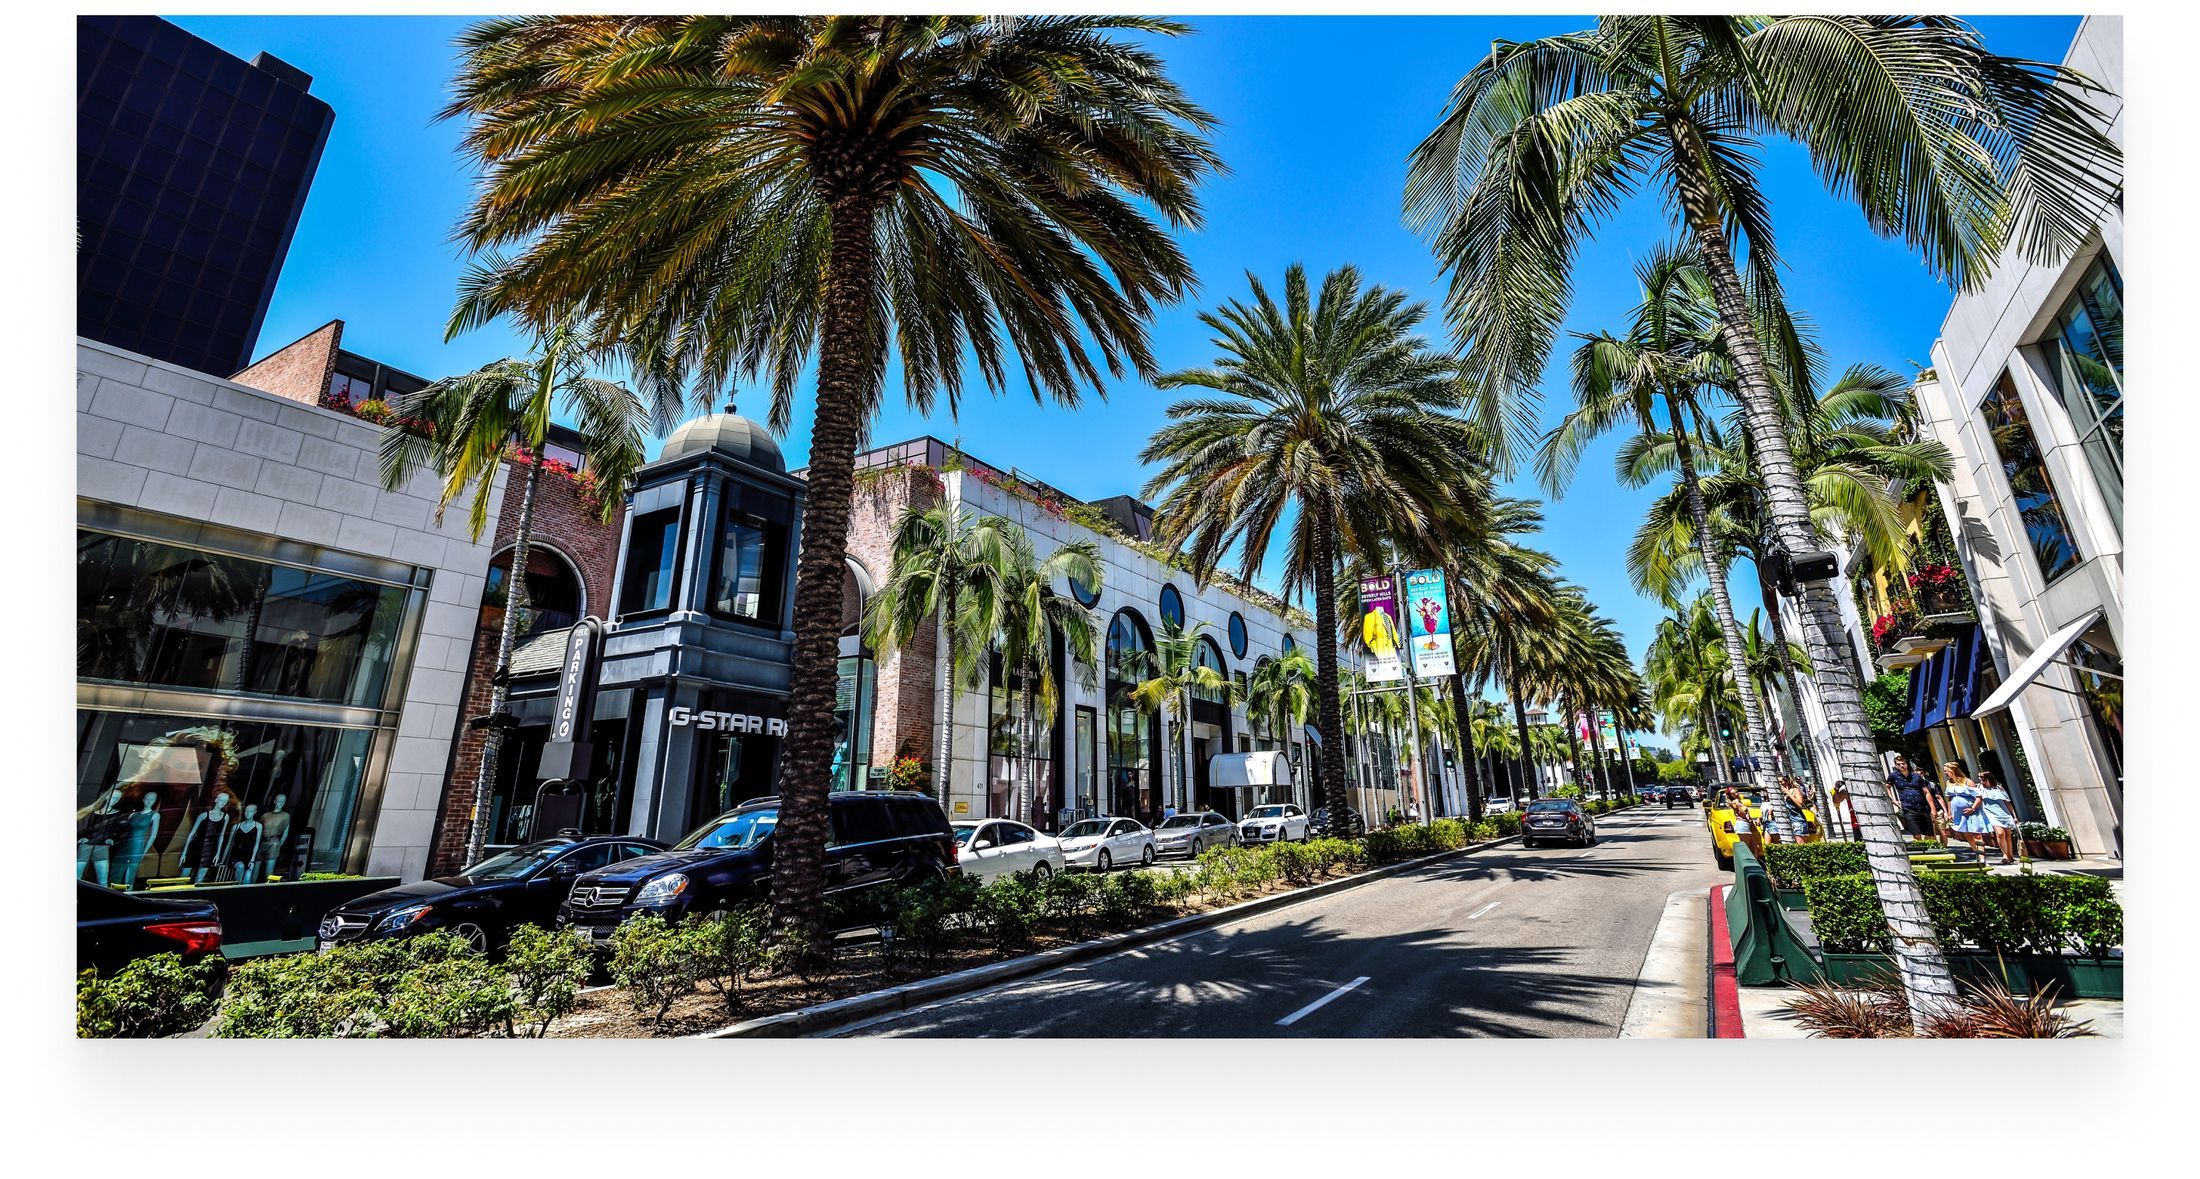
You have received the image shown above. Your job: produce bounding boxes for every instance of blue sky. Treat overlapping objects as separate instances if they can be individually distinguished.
[175,12,2082,676]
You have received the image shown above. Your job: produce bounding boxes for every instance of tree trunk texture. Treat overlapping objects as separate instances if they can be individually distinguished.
[772,196,884,950]
[1311,511,1353,838]
[935,599,954,806]
[1667,115,1955,1025]
[468,452,542,867]
[1671,404,1780,806]
[1449,673,1487,824]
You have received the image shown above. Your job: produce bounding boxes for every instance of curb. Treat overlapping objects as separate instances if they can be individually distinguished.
[695,833,1524,1039]
[1707,883,1744,1038]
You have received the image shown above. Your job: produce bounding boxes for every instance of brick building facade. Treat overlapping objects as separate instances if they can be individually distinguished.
[840,460,945,782]
[426,464,626,876]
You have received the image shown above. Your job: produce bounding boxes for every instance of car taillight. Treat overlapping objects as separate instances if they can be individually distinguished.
[144,919,222,957]
[948,840,960,861]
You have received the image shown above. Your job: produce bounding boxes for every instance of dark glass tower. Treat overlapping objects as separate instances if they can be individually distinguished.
[77,15,333,376]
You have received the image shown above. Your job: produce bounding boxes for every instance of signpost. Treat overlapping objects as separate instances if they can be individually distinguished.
[1401,568,1456,679]
[536,616,603,782]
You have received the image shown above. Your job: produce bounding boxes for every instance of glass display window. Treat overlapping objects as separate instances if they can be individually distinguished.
[1978,372,2083,582]
[76,711,374,888]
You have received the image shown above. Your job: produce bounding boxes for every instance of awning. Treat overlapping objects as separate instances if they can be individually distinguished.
[1905,626,1987,735]
[1970,607,2107,717]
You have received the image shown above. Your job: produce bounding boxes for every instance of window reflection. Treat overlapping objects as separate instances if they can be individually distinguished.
[620,509,680,615]
[2040,258,2123,531]
[710,512,785,625]
[1979,373,2082,582]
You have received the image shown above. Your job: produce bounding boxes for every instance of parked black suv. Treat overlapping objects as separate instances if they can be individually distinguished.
[1663,784,1696,808]
[559,791,956,947]
[317,834,668,955]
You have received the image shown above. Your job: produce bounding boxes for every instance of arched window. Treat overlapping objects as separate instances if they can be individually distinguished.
[1106,609,1152,686]
[485,545,583,638]
[1227,611,1249,658]
[1158,584,1185,629]
[1104,609,1156,822]
[1193,636,1229,704]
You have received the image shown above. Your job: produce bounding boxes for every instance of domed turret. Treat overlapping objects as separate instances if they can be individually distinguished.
[656,405,784,474]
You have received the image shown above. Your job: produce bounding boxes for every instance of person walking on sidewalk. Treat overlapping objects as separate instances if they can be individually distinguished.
[1885,756,1943,843]
[1976,770,2020,864]
[1777,776,1813,842]
[1943,762,1993,859]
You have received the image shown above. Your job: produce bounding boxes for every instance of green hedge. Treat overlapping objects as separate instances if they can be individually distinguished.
[1802,872,2122,959]
[1762,842,1870,889]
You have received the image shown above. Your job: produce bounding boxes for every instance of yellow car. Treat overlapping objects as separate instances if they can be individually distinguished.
[1705,784,1820,869]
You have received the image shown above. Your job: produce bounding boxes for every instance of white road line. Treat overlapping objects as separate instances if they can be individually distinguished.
[1467,901,1501,919]
[1276,976,1372,1027]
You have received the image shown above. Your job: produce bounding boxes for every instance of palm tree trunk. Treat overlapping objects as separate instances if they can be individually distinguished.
[1668,116,1954,1024]
[1586,711,1612,801]
[1670,404,1780,799]
[1505,647,1537,801]
[1311,511,1352,838]
[773,196,882,949]
[1761,595,1838,838]
[1448,674,1486,824]
[1018,667,1037,827]
[467,451,542,867]
[1560,693,1585,795]
[935,597,954,806]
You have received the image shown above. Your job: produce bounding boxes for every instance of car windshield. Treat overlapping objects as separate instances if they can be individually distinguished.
[1248,805,1289,819]
[1158,816,1200,829]
[459,842,567,881]
[1062,820,1112,839]
[1526,801,1576,812]
[675,809,778,851]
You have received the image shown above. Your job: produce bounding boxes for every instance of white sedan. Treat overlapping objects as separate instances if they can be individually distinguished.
[1238,803,1311,844]
[1057,817,1156,872]
[951,819,1065,882]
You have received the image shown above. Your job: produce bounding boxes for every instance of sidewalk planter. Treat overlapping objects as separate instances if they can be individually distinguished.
[1775,888,1809,912]
[2023,840,2074,861]
[1819,951,2122,999]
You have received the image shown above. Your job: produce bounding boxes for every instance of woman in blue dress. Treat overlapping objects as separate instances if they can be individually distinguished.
[1976,770,2020,864]
[1941,762,1992,860]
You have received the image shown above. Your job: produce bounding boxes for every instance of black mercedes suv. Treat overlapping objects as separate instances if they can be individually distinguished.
[558,791,957,947]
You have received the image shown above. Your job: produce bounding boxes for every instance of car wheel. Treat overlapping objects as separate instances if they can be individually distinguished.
[1522,837,1536,849]
[1031,861,1053,880]
[1714,848,1733,871]
[1190,838,1202,857]
[1097,850,1113,872]
[451,921,490,955]
[1141,845,1156,867]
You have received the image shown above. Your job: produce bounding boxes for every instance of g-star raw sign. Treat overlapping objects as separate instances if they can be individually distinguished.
[668,706,788,737]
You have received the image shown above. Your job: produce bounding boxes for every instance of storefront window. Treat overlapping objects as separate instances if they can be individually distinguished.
[76,711,372,887]
[710,511,786,626]
[1979,372,2082,582]
[620,509,681,615]
[486,719,629,846]
[2068,634,2123,780]
[834,654,874,791]
[1105,610,1155,821]
[78,529,408,707]
[987,657,1057,826]
[2039,258,2123,531]
[691,724,780,828]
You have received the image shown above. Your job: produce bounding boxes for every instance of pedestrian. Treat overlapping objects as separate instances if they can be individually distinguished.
[1884,755,1943,843]
[1941,761,1992,859]
[1722,785,1765,862]
[1830,781,1860,841]
[1976,769,2020,865]
[1779,775,1814,841]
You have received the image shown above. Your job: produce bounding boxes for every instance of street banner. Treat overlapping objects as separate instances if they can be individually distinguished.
[1599,711,1620,752]
[1401,567,1456,679]
[1360,574,1404,682]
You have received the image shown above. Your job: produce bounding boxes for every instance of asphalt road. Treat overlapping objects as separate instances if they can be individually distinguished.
[833,804,1725,1038]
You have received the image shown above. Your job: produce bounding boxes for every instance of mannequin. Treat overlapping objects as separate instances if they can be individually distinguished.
[255,793,291,882]
[224,805,263,884]
[180,792,233,885]
[114,790,161,889]
[75,789,127,886]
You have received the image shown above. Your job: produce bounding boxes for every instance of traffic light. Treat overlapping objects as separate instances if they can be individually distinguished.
[1718,717,1734,741]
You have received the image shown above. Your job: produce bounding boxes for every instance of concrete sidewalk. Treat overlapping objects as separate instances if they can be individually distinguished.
[1619,886,1710,1038]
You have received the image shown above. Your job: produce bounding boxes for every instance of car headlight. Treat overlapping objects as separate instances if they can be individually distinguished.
[378,903,432,931]
[635,874,689,906]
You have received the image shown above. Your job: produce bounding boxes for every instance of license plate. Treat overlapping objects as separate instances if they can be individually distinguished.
[317,939,333,952]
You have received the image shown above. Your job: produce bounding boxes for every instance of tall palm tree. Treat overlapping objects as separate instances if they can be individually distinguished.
[442,15,1220,943]
[1407,15,2121,1022]
[974,527,1102,826]
[1141,264,1482,839]
[378,323,669,866]
[1246,646,1318,763]
[863,504,1024,803]
[1128,620,1235,815]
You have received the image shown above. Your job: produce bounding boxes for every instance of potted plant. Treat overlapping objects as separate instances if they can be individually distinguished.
[2019,822,2074,860]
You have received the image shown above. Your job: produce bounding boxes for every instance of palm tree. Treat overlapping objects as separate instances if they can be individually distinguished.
[1246,646,1318,766]
[1407,15,2121,1023]
[977,528,1102,827]
[378,322,670,866]
[863,504,1022,803]
[1128,620,1235,816]
[1140,265,1482,839]
[441,15,1220,943]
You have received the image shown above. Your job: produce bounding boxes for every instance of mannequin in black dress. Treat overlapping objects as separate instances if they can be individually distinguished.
[76,789,127,886]
[224,804,263,884]
[181,792,233,885]
[114,790,161,889]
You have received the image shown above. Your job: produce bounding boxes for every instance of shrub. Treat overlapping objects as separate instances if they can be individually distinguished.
[1429,819,1468,850]
[1097,870,1161,928]
[77,954,221,1039]
[379,949,518,1038]
[885,756,930,793]
[1040,870,1103,939]
[765,921,834,982]
[973,874,1044,954]
[1271,841,1321,886]
[884,874,979,964]
[1363,829,1409,864]
[690,906,770,1012]
[215,932,498,1038]
[1468,819,1500,842]
[1150,866,1198,909]
[1802,872,2123,958]
[607,914,697,1024]
[1492,811,1525,837]
[1762,842,1870,889]
[505,923,593,1037]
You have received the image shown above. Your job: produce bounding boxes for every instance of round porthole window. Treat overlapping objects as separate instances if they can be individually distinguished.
[1228,612,1249,658]
[1158,583,1185,629]
[1068,571,1100,608]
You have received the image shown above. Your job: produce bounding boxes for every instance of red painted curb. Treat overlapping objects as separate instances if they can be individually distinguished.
[1707,884,1745,1038]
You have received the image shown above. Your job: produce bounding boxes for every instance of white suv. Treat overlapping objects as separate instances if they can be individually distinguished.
[1238,803,1310,844]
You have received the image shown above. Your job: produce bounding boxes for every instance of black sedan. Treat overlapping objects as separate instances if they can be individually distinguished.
[1518,799,1597,849]
[1311,806,1367,837]
[1663,784,1697,808]
[317,835,667,955]
[78,882,227,977]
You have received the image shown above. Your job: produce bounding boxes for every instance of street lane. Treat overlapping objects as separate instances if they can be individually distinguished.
[834,803,1725,1038]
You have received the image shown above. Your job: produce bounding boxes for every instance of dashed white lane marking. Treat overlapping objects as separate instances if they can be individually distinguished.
[1467,901,1501,919]
[1276,976,1372,1027]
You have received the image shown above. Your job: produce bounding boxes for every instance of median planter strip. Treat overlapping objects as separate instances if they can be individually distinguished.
[696,833,1523,1039]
